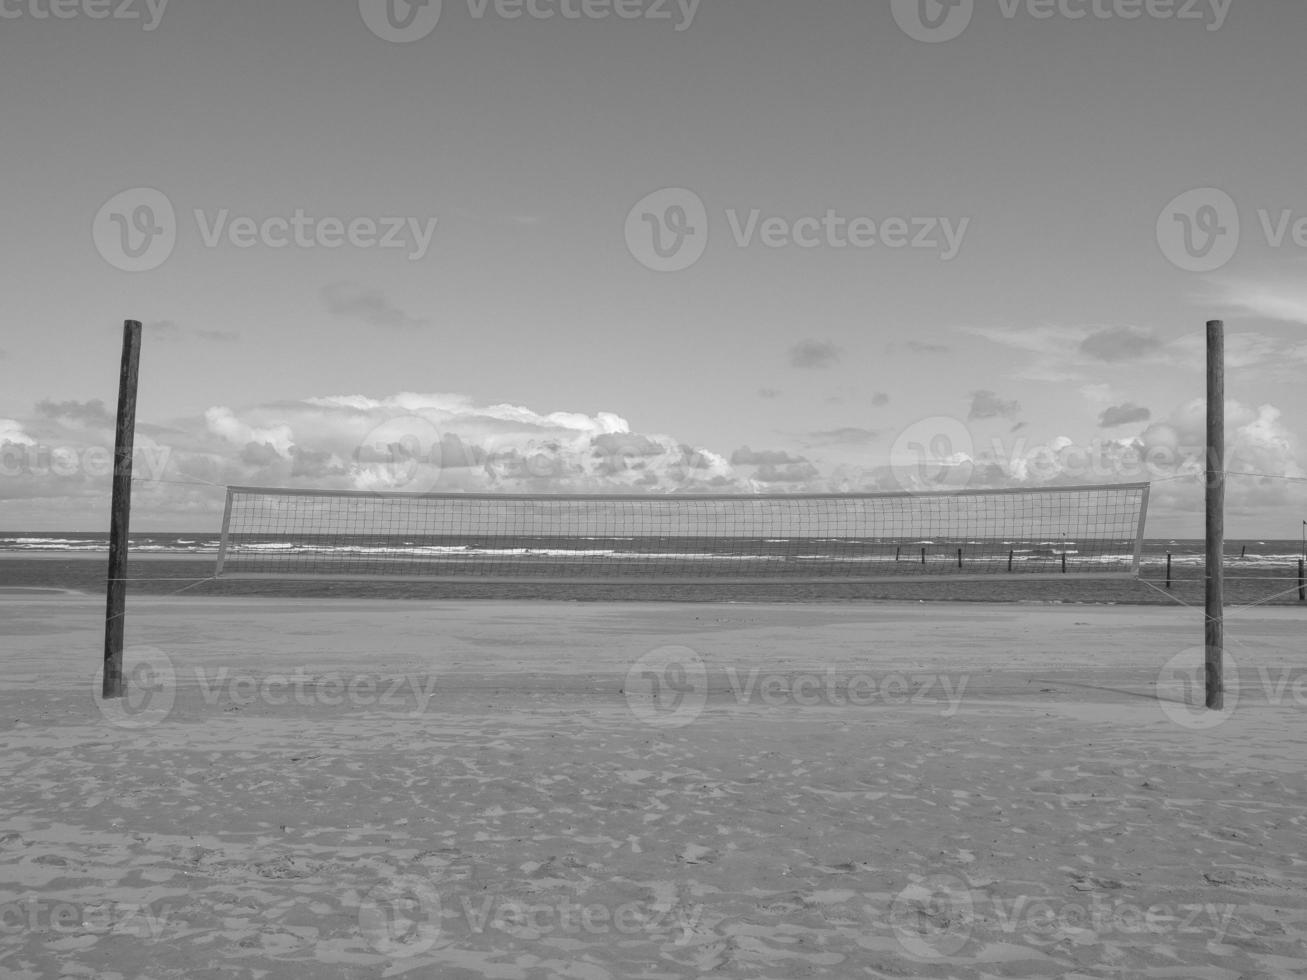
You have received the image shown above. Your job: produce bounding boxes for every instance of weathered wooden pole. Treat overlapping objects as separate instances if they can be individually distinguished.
[1205,321,1224,711]
[1008,549,1014,572]
[920,547,926,564]
[1298,558,1305,602]
[1166,552,1173,590]
[957,548,963,569]
[103,320,143,700]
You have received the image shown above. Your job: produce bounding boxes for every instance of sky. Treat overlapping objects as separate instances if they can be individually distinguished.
[1,0,1305,536]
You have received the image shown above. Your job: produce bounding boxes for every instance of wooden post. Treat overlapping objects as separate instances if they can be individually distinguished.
[1008,550,1014,572]
[895,546,901,562]
[1299,558,1305,602]
[1061,552,1067,574]
[957,548,963,569]
[103,320,143,700]
[1166,552,1173,590]
[920,547,926,564]
[1205,321,1224,711]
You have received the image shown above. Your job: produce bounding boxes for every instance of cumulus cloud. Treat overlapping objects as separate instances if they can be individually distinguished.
[731,446,808,466]
[0,419,35,446]
[755,462,820,483]
[1079,326,1162,363]
[789,340,842,369]
[968,390,1022,420]
[191,393,738,495]
[36,399,115,428]
[1215,279,1307,327]
[322,283,427,329]
[1099,403,1151,428]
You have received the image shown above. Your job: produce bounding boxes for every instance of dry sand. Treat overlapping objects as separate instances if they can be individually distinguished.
[1,594,1305,979]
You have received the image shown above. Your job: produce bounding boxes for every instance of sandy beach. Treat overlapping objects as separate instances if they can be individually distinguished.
[2,595,1305,979]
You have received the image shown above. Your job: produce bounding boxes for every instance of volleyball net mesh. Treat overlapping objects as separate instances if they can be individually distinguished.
[214,483,1150,584]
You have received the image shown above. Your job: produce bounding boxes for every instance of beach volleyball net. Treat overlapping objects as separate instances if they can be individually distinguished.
[214,482,1150,584]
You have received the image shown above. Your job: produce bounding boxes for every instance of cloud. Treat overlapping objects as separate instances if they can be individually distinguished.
[906,341,949,354]
[754,462,820,483]
[758,388,783,399]
[0,419,35,446]
[872,392,890,407]
[1079,326,1162,363]
[1099,403,1151,428]
[731,446,808,466]
[35,399,115,428]
[322,283,427,329]
[807,427,878,445]
[1215,279,1307,326]
[968,390,1022,420]
[789,340,842,369]
[143,320,240,343]
[964,323,1168,382]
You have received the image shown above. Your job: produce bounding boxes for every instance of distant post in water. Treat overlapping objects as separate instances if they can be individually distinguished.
[103,320,143,700]
[1166,552,1173,590]
[1205,321,1224,711]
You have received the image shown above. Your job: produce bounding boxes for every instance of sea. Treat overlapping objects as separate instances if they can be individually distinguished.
[1,531,1304,607]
